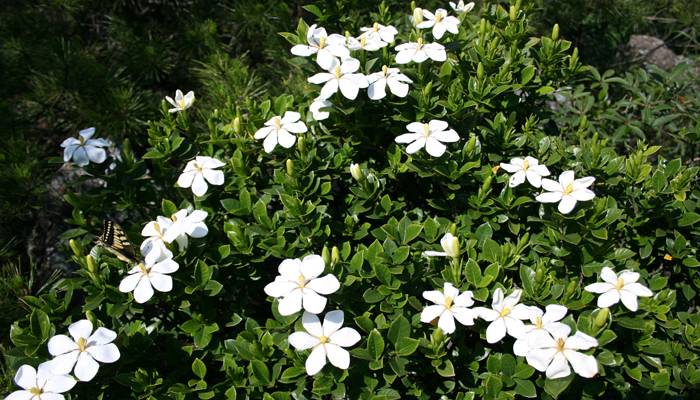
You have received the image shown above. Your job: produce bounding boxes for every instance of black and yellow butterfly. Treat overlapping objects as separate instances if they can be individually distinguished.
[94,220,140,264]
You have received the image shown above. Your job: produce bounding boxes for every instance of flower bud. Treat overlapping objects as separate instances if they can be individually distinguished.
[86,310,99,328]
[322,246,331,267]
[413,7,424,26]
[509,6,517,21]
[480,18,486,36]
[87,255,98,274]
[332,246,340,265]
[566,280,577,295]
[481,175,492,192]
[594,307,609,327]
[286,159,296,178]
[477,62,484,82]
[70,239,83,257]
[443,234,460,258]
[657,288,669,301]
[572,47,579,60]
[411,1,417,11]
[580,115,588,130]
[298,136,307,153]
[515,0,522,13]
[449,223,457,236]
[123,138,132,158]
[432,326,444,343]
[423,81,433,99]
[233,117,241,134]
[466,136,476,153]
[592,132,599,143]
[552,24,559,41]
[535,267,544,283]
[350,163,365,182]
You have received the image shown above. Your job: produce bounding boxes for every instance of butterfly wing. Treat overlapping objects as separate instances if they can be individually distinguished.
[95,220,140,264]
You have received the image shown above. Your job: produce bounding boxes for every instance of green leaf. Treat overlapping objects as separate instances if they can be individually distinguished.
[253,201,272,229]
[485,375,503,397]
[354,315,375,334]
[280,366,306,380]
[651,170,666,192]
[30,309,50,340]
[481,238,501,262]
[192,358,207,379]
[423,218,439,242]
[520,66,535,85]
[475,223,493,247]
[363,289,386,303]
[367,329,385,359]
[162,199,178,217]
[544,374,573,398]
[398,218,422,244]
[302,4,324,17]
[466,259,482,287]
[437,360,455,377]
[251,360,271,386]
[387,315,410,346]
[194,260,210,285]
[677,212,700,227]
[514,378,537,398]
[519,265,535,296]
[274,95,287,116]
[616,316,647,330]
[397,337,419,356]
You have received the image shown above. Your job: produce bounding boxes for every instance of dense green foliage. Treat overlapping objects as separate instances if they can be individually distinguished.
[2,0,700,399]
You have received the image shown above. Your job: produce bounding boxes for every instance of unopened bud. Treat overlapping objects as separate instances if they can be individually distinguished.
[286,159,296,178]
[580,115,588,130]
[87,255,98,273]
[515,0,522,13]
[332,246,340,265]
[482,175,492,192]
[477,62,484,82]
[413,7,424,26]
[70,239,83,257]
[345,31,351,40]
[572,47,579,60]
[123,138,132,157]
[535,267,544,283]
[552,24,559,41]
[595,307,609,327]
[86,311,98,328]
[432,327,444,343]
[322,246,331,267]
[480,18,486,36]
[566,280,577,295]
[233,117,241,134]
[410,1,417,11]
[449,223,457,236]
[350,163,365,182]
[298,136,307,153]
[509,6,517,21]
[467,136,476,153]
[592,132,599,143]
[442,233,460,258]
[423,81,433,98]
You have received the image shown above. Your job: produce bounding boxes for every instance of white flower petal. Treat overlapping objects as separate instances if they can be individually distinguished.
[301,311,323,337]
[305,346,327,375]
[149,273,173,293]
[563,349,598,378]
[330,327,361,347]
[305,275,340,295]
[278,290,303,316]
[48,352,79,375]
[202,169,225,186]
[88,327,117,346]
[133,277,155,304]
[48,335,80,356]
[74,352,100,381]
[325,344,351,369]
[288,332,319,350]
[301,289,328,314]
[437,312,457,334]
[69,320,93,342]
[322,310,345,337]
[421,304,446,323]
[86,343,120,363]
[619,290,639,311]
[486,318,507,343]
[191,173,209,196]
[557,195,578,213]
[13,365,37,390]
[546,352,572,379]
[597,289,620,308]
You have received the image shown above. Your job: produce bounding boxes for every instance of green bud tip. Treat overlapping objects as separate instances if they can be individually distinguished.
[594,307,609,327]
[552,24,560,41]
[477,62,484,81]
[322,246,331,267]
[566,280,577,295]
[331,246,340,264]
[298,136,307,153]
[87,255,98,273]
[70,239,83,257]
[482,175,492,191]
[509,6,517,21]
[467,136,476,152]
[535,268,544,283]
[233,117,241,134]
[286,159,296,177]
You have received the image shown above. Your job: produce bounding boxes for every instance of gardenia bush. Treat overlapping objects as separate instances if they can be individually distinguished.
[5,1,700,399]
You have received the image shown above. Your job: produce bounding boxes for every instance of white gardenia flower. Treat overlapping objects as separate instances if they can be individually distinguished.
[500,156,551,188]
[526,324,599,379]
[161,209,208,251]
[359,22,399,43]
[424,233,460,258]
[584,267,653,311]
[291,24,350,70]
[119,245,179,304]
[254,111,308,153]
[141,218,176,265]
[347,34,388,51]
[417,9,461,39]
[288,311,361,375]
[475,288,537,343]
[60,127,110,167]
[310,97,332,121]
[450,1,475,14]
[6,363,76,400]
[47,319,120,382]
[535,170,596,214]
[421,283,478,334]
[395,120,460,157]
[395,39,447,64]
[513,304,569,357]
[264,255,340,316]
[165,89,195,113]
[177,156,226,197]
[308,57,369,100]
[366,65,413,100]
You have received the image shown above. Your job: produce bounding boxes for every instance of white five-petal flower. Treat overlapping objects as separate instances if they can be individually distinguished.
[421,283,478,334]
[347,34,388,51]
[366,65,413,100]
[395,120,460,157]
[254,111,308,153]
[165,90,195,113]
[161,209,209,251]
[513,304,569,357]
[119,245,179,304]
[6,363,76,400]
[47,320,120,382]
[476,288,537,343]
[177,156,226,197]
[291,24,350,70]
[500,156,551,188]
[309,97,332,121]
[359,22,399,43]
[584,267,653,311]
[264,255,340,316]
[308,57,369,100]
[60,127,110,167]
[526,324,599,379]
[450,1,475,14]
[288,311,361,375]
[424,233,460,258]
[535,170,596,214]
[395,39,447,64]
[417,9,461,39]
[141,218,176,265]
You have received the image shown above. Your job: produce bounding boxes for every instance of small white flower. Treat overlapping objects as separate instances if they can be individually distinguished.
[288,311,361,375]
[412,7,424,26]
[421,283,478,334]
[264,255,340,316]
[450,1,475,14]
[513,304,569,357]
[366,65,413,100]
[475,288,537,343]
[535,170,596,214]
[395,39,446,64]
[499,156,551,188]
[350,163,364,182]
[526,324,599,379]
[165,89,195,113]
[47,320,120,382]
[308,57,369,100]
[424,233,460,258]
[395,120,460,157]
[140,218,176,264]
[347,34,388,51]
[119,245,179,303]
[6,363,76,400]
[359,22,399,43]
[310,97,332,121]
[162,209,208,251]
[417,9,461,39]
[254,111,308,153]
[584,267,653,311]
[60,127,110,167]
[177,156,226,197]
[291,24,350,70]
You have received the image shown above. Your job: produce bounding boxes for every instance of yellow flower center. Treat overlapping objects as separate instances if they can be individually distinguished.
[139,262,148,274]
[298,275,307,289]
[535,316,543,329]
[172,215,178,222]
[423,123,431,138]
[523,160,529,171]
[444,297,453,310]
[78,136,86,145]
[78,337,88,351]
[274,117,282,130]
[193,162,202,172]
[436,13,443,23]
[30,388,43,395]
[416,38,423,50]
[563,183,573,195]
[319,335,328,344]
[360,36,366,47]
[333,65,342,79]
[615,278,624,291]
[154,222,162,235]
[557,338,565,351]
[382,65,388,75]
[373,22,379,32]
[319,37,326,49]
[179,98,187,109]
[500,308,511,317]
